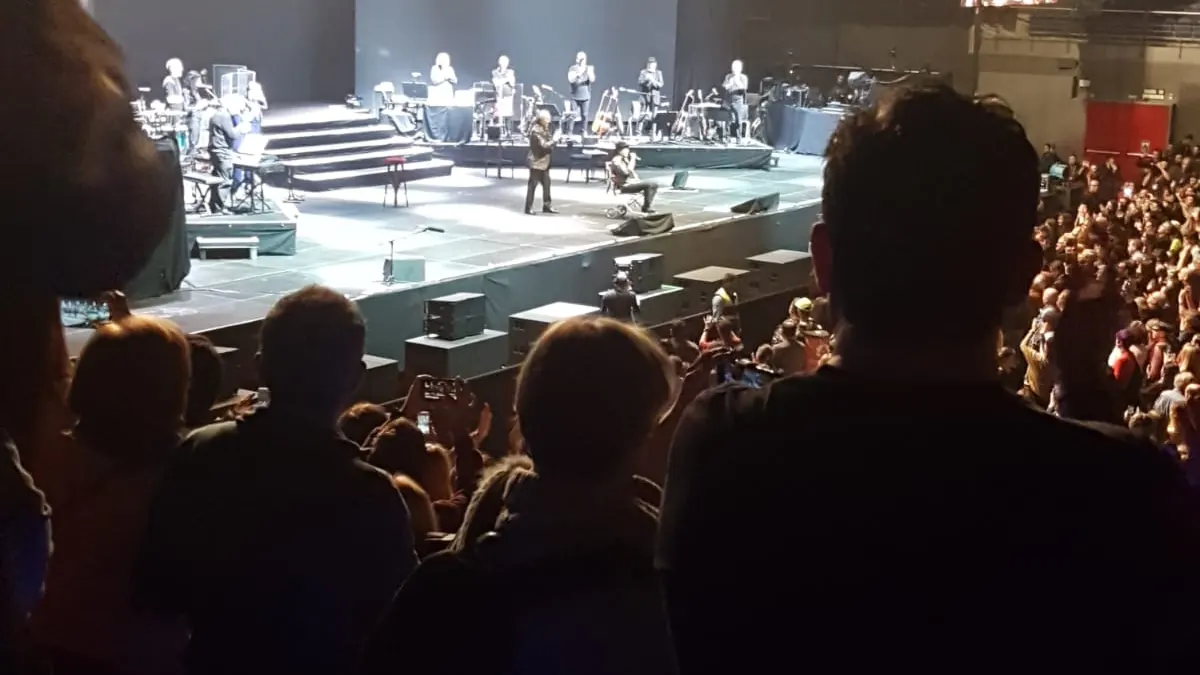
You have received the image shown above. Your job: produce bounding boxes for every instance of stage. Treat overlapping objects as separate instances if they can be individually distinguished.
[70,152,825,369]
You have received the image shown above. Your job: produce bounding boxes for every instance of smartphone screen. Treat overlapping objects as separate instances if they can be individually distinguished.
[416,411,431,435]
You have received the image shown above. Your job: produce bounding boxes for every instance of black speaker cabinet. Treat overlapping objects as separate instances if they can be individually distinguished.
[508,302,599,364]
[730,192,780,215]
[672,266,749,316]
[614,252,664,294]
[424,292,486,341]
[405,330,510,380]
[745,249,814,297]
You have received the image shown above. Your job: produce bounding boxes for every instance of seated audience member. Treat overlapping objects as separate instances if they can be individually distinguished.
[698,318,740,353]
[661,321,700,365]
[137,286,417,675]
[364,317,677,675]
[338,402,391,448]
[30,317,190,675]
[657,85,1200,675]
[184,334,223,430]
[1,1,178,667]
[367,419,464,532]
[770,320,808,375]
[391,475,437,543]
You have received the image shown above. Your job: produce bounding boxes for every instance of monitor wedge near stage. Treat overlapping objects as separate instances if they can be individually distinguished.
[730,192,780,215]
[609,212,676,237]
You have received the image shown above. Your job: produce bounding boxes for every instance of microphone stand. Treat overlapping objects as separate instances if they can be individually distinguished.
[382,225,446,284]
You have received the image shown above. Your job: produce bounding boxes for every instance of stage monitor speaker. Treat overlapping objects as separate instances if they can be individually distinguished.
[671,171,690,189]
[730,192,780,215]
[610,212,675,237]
[124,139,190,301]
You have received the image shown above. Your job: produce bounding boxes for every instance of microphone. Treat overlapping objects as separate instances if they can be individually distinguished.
[419,226,446,234]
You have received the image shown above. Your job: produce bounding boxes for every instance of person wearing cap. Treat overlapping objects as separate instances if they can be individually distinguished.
[599,271,640,323]
[609,142,658,213]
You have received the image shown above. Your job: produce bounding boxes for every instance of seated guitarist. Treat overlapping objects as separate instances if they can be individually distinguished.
[609,141,658,213]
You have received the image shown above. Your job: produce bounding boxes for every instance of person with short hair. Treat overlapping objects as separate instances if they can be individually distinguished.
[30,316,191,675]
[658,84,1200,674]
[600,271,641,323]
[363,318,677,675]
[525,110,558,215]
[770,319,806,375]
[337,402,391,448]
[137,285,417,675]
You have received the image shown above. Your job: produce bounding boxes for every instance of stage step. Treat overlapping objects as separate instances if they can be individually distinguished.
[281,146,433,174]
[286,158,456,192]
[265,122,396,150]
[268,136,415,159]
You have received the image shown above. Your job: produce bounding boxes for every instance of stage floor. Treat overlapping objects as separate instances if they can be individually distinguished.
[68,153,823,350]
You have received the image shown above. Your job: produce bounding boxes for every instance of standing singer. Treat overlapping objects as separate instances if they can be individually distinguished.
[429,52,457,106]
[525,110,559,215]
[638,57,664,108]
[609,141,658,212]
[723,59,749,143]
[492,55,516,135]
[567,52,595,135]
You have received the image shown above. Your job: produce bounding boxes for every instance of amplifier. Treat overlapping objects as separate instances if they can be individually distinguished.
[508,302,598,365]
[614,252,664,294]
[424,292,486,341]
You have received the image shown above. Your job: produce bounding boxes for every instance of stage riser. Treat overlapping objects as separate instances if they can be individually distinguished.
[282,162,455,192]
[261,115,378,135]
[436,143,774,171]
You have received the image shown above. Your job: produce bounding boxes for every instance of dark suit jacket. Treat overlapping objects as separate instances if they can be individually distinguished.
[601,288,640,323]
[528,125,554,170]
[137,408,417,675]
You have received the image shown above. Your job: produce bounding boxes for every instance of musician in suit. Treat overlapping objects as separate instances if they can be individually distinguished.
[638,57,664,108]
[600,272,641,324]
[525,110,559,215]
[636,57,665,137]
[492,55,516,136]
[207,96,252,214]
[609,141,658,212]
[429,53,457,106]
[722,59,749,143]
[567,52,595,136]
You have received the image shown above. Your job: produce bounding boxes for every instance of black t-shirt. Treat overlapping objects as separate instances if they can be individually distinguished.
[657,367,1200,674]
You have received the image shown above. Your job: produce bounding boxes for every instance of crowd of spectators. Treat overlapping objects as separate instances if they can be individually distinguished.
[1019,135,1200,468]
[9,4,1200,674]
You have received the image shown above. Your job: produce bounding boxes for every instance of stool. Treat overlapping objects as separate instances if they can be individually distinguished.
[283,162,305,203]
[184,172,224,214]
[484,136,515,179]
[565,150,607,184]
[384,156,409,207]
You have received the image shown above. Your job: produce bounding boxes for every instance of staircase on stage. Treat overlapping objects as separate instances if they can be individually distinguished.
[260,104,455,192]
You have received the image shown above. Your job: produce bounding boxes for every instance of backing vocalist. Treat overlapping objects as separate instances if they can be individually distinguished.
[492,55,516,134]
[638,57,664,108]
[567,52,595,135]
[429,52,457,106]
[723,59,749,142]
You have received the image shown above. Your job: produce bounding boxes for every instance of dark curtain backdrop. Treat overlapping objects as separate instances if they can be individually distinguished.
[92,0,354,103]
[355,0,677,111]
[672,0,737,107]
